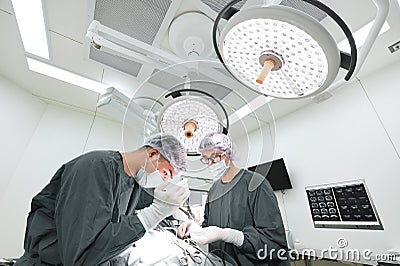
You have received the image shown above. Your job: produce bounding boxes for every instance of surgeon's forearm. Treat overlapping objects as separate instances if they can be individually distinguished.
[222,228,244,246]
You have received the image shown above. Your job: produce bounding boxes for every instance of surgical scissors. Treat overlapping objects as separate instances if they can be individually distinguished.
[175,239,203,265]
[154,225,204,265]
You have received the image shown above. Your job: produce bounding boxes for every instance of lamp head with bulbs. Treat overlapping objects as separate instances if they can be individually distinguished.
[213,0,358,99]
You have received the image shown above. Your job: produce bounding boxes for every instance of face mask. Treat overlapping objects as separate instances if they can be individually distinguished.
[136,157,163,188]
[208,159,229,178]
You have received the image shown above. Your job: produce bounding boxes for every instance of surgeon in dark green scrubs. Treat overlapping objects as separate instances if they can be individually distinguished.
[178,133,290,266]
[15,133,190,266]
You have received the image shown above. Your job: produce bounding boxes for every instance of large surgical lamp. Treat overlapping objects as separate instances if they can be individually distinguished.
[158,87,229,156]
[213,0,389,99]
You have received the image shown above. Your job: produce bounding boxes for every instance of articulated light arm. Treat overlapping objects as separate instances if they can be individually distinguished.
[86,20,189,76]
[325,0,390,94]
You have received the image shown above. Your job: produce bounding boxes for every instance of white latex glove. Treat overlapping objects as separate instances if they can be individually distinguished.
[190,225,244,246]
[177,221,198,238]
[137,179,190,230]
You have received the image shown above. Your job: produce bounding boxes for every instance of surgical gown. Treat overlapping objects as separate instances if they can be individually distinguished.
[203,169,290,266]
[15,151,153,265]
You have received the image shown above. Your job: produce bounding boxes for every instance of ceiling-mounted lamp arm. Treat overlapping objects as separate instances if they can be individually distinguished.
[300,0,357,81]
[97,88,157,132]
[165,88,230,134]
[212,0,242,64]
[322,0,389,96]
[353,0,389,75]
[86,20,190,76]
[212,0,357,81]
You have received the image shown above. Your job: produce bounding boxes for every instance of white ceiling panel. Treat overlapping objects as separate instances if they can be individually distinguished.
[357,4,400,77]
[0,0,13,14]
[221,84,260,109]
[102,67,177,103]
[228,112,268,140]
[0,10,27,83]
[323,0,377,33]
[45,0,89,43]
[102,67,142,98]
[1,0,399,133]
[357,30,400,78]
[267,97,313,122]
[22,71,100,111]
[50,31,104,82]
[0,9,99,111]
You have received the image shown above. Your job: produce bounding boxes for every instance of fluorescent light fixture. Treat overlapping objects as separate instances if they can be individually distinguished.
[236,95,273,119]
[338,20,390,53]
[235,105,252,120]
[27,57,109,93]
[229,95,273,125]
[12,0,49,59]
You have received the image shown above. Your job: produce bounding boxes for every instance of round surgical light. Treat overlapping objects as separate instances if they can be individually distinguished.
[218,5,341,99]
[158,96,223,155]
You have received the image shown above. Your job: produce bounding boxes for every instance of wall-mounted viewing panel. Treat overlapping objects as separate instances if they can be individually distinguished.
[306,180,383,230]
[248,158,292,191]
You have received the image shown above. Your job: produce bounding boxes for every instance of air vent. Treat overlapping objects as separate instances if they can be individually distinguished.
[93,0,172,45]
[280,0,327,21]
[306,180,383,230]
[200,0,326,22]
[215,67,233,78]
[191,75,232,99]
[149,69,185,90]
[88,0,172,76]
[90,47,142,77]
[200,0,245,13]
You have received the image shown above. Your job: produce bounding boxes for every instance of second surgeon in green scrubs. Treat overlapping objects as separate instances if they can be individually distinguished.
[178,132,290,266]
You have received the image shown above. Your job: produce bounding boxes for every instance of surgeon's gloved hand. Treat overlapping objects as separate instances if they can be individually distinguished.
[137,179,190,230]
[177,221,198,238]
[190,225,244,246]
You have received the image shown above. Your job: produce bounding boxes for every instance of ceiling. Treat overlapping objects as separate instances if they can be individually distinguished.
[0,0,399,139]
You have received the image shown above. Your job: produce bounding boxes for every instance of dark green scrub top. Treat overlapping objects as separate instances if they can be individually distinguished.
[203,169,290,266]
[15,151,152,265]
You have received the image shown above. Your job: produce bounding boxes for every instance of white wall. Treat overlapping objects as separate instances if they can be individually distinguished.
[0,77,141,257]
[235,60,400,262]
[0,76,47,202]
[234,122,275,169]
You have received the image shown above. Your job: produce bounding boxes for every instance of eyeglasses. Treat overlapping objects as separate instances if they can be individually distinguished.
[200,153,225,165]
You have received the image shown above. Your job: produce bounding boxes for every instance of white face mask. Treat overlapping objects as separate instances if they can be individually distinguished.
[208,159,229,178]
[136,157,163,188]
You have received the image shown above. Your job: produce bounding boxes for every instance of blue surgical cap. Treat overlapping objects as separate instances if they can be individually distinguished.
[144,133,187,174]
[198,132,234,160]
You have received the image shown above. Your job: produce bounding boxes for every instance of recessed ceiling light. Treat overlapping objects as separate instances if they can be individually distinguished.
[229,95,273,125]
[11,0,50,59]
[27,57,109,94]
[338,20,390,53]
